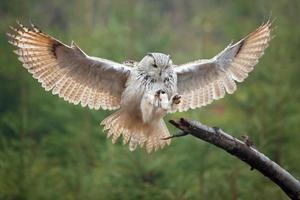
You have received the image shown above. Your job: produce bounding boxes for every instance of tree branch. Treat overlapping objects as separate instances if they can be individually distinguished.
[168,118,300,200]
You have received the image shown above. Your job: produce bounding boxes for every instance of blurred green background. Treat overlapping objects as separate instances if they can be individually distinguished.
[1,0,300,199]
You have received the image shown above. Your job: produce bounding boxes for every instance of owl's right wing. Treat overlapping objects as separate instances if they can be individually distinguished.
[8,22,131,110]
[174,21,272,112]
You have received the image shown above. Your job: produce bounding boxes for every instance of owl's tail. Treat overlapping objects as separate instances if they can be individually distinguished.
[100,110,171,153]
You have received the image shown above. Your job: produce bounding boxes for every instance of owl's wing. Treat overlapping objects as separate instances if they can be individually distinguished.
[174,21,272,112]
[8,22,131,110]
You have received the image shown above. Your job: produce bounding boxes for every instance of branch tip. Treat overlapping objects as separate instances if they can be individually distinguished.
[162,131,189,140]
[168,118,300,199]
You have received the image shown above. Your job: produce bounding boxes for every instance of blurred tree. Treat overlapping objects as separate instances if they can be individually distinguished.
[0,0,299,199]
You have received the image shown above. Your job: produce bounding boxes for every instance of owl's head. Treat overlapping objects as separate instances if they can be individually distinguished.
[138,53,173,77]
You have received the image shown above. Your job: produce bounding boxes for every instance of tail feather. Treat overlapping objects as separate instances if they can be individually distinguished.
[101,110,171,153]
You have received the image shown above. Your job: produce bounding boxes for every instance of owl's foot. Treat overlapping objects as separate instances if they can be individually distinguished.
[155,89,166,99]
[172,94,181,105]
[154,89,169,110]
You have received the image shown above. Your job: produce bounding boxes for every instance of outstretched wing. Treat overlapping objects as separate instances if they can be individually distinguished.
[174,21,272,112]
[8,22,131,110]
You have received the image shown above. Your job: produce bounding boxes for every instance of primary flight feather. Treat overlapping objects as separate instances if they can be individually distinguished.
[8,21,272,152]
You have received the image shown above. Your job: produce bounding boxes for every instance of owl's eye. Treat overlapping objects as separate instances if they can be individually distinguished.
[152,64,158,68]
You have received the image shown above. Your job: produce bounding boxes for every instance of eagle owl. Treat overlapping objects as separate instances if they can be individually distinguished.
[7,21,272,153]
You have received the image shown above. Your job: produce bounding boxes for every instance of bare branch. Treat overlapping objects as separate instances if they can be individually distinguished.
[168,118,300,200]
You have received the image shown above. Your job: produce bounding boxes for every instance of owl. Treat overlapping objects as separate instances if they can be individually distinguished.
[7,21,272,153]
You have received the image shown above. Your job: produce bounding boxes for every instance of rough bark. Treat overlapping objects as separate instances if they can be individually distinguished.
[168,118,300,200]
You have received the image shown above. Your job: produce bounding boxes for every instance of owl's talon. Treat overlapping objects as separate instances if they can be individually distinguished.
[155,90,160,97]
[172,95,181,104]
[155,89,166,98]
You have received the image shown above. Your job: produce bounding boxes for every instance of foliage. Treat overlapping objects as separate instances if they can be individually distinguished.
[0,0,300,199]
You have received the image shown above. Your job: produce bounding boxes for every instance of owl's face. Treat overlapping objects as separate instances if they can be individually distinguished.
[138,53,173,80]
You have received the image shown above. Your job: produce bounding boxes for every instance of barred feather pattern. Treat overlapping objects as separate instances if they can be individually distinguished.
[101,110,171,153]
[7,22,130,110]
[175,21,272,112]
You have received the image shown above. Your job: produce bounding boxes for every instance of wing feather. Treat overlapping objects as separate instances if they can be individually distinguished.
[8,22,131,110]
[175,21,272,112]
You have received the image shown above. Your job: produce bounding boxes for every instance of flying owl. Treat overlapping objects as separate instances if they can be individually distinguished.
[7,21,272,153]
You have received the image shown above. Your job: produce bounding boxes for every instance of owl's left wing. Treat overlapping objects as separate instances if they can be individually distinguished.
[174,21,272,112]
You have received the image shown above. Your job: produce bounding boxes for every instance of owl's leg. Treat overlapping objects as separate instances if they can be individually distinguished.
[155,90,170,110]
[154,91,181,113]
[140,90,160,123]
[141,89,170,123]
[152,90,171,118]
